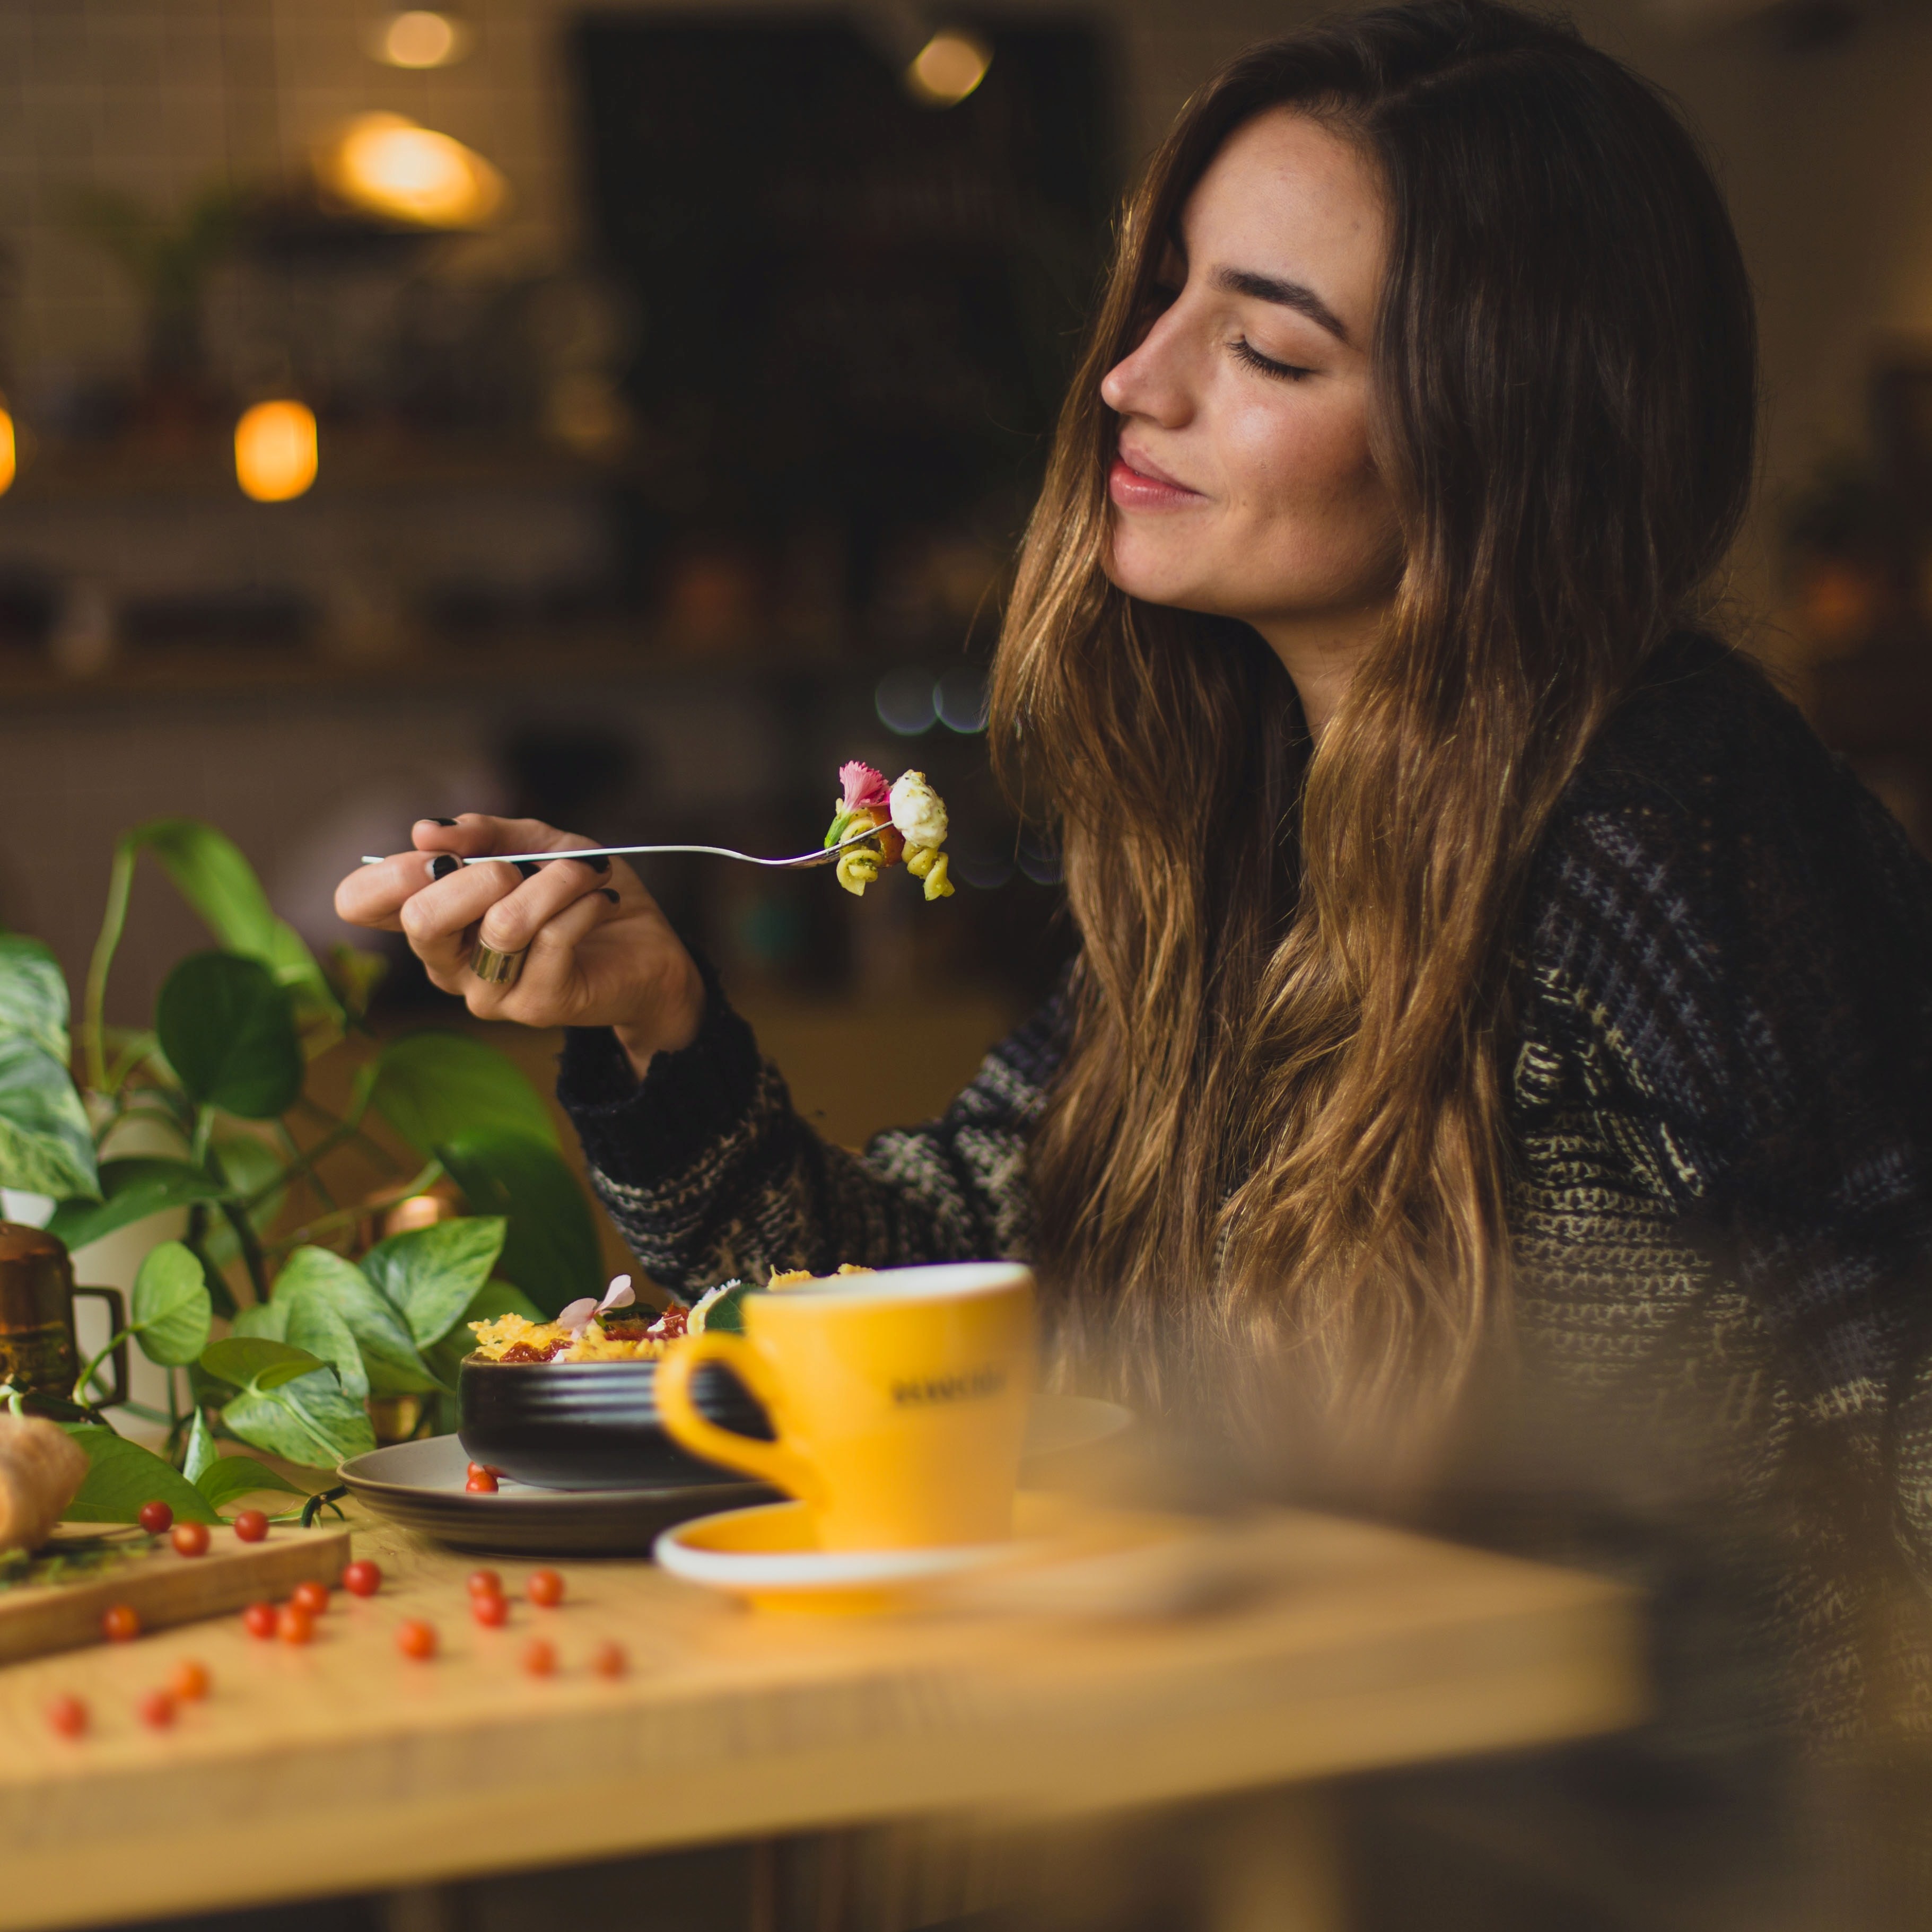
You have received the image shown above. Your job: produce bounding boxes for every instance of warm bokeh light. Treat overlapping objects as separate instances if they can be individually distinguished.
[0,406,15,497]
[315,113,507,230]
[234,400,318,503]
[905,31,992,107]
[372,10,470,68]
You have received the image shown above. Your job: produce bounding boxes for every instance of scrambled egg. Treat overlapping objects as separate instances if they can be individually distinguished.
[467,1313,667,1364]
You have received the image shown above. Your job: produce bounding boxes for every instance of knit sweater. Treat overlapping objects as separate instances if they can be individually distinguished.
[558,634,1932,1749]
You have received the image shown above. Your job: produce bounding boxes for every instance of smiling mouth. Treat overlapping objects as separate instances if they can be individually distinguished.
[1109,444,1204,509]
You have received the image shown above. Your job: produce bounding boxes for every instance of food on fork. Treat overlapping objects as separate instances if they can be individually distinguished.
[823,763,954,899]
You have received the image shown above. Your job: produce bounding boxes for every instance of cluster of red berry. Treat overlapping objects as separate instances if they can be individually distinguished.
[240,1563,379,1645]
[456,1565,624,1679]
[465,1461,503,1493]
[137,1497,274,1554]
[46,1656,211,1739]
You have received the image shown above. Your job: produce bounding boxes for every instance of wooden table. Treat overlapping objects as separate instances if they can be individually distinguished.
[0,1503,1640,1932]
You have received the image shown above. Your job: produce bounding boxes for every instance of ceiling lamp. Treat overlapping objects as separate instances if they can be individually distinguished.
[315,113,507,230]
[235,401,318,503]
[370,10,471,68]
[905,30,991,107]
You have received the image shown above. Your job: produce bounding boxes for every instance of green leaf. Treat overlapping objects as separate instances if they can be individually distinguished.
[126,819,340,1027]
[0,934,71,1063]
[47,1158,230,1255]
[0,1036,100,1201]
[130,1240,212,1367]
[439,1131,599,1317]
[281,1280,369,1403]
[202,1134,285,1270]
[366,1033,559,1156]
[361,1217,507,1350]
[229,1300,288,1343]
[193,1454,312,1508]
[696,1280,756,1335]
[424,1276,544,1388]
[182,1406,218,1487]
[199,1334,326,1392]
[222,1372,374,1468]
[271,1245,436,1395]
[155,952,303,1119]
[58,1424,221,1525]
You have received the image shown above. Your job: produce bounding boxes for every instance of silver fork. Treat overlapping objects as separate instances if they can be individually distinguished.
[360,824,888,871]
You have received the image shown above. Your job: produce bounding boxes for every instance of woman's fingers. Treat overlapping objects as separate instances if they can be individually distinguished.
[409,814,585,861]
[335,848,450,933]
[473,853,613,956]
[483,885,618,1024]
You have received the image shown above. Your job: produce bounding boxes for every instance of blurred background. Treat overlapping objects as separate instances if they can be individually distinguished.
[0,0,1929,1141]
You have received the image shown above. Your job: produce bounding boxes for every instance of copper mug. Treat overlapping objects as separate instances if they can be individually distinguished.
[0,1222,126,1412]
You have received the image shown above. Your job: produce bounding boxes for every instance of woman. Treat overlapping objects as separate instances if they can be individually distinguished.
[339,0,1932,1751]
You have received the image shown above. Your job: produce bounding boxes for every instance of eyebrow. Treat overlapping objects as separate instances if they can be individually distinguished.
[1211,267,1352,345]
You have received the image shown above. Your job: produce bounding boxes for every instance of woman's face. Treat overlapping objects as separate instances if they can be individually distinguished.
[1101,111,1400,661]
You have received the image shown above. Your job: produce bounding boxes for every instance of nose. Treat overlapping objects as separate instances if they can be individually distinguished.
[1100,299,1195,427]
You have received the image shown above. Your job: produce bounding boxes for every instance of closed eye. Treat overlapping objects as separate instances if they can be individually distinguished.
[1231,338,1314,382]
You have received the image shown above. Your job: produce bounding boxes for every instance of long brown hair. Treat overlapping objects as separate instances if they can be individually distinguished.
[992,0,1757,1443]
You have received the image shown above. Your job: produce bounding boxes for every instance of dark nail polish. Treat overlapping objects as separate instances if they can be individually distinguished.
[430,855,460,880]
[427,817,459,827]
[600,888,620,904]
[572,853,611,873]
[514,860,540,879]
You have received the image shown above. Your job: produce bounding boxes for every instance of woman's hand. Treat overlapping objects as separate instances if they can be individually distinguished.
[334,815,702,1078]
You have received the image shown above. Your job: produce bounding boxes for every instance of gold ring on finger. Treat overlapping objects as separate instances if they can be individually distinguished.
[470,938,528,987]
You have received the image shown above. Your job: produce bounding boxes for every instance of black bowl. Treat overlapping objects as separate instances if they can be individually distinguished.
[457,1354,773,1491]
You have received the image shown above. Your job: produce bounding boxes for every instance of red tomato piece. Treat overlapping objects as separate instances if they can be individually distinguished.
[136,1689,176,1730]
[590,1641,626,1680]
[466,1569,502,1598]
[101,1603,141,1643]
[170,1520,210,1558]
[168,1659,211,1702]
[526,1569,565,1608]
[291,1579,329,1617]
[521,1638,557,1677]
[396,1619,437,1661]
[242,1600,278,1639]
[464,1470,499,1493]
[231,1509,269,1543]
[277,1604,314,1646]
[45,1694,88,1739]
[137,1499,172,1535]
[470,1590,510,1629]
[342,1560,381,1598]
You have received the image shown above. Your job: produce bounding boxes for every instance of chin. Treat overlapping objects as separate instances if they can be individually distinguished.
[1102,543,1217,616]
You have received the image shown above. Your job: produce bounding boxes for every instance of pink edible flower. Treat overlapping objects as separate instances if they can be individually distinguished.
[838,762,891,815]
[557,1275,636,1336]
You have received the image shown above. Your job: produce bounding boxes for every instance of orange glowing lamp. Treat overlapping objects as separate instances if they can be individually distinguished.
[235,401,318,503]
[316,113,506,230]
[0,406,15,496]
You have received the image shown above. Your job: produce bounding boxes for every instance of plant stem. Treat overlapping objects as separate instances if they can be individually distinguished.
[260,1158,442,1260]
[82,838,137,1093]
[274,1120,340,1214]
[72,1326,135,1407]
[292,1093,401,1176]
[219,1198,272,1305]
[183,1203,236,1321]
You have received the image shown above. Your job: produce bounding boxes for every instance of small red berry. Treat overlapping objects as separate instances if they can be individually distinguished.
[466,1569,502,1598]
[136,1689,176,1730]
[137,1499,172,1535]
[590,1641,626,1680]
[521,1638,557,1677]
[169,1659,211,1702]
[466,1462,502,1479]
[242,1601,278,1640]
[291,1579,329,1617]
[465,1470,498,1493]
[471,1590,510,1628]
[342,1560,381,1598]
[232,1509,269,1543]
[170,1520,210,1558]
[396,1619,437,1661]
[277,1604,314,1646]
[45,1694,88,1738]
[101,1603,141,1643]
[526,1568,565,1608]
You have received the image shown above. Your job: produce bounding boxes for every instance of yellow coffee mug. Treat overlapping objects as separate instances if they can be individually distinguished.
[654,1262,1036,1551]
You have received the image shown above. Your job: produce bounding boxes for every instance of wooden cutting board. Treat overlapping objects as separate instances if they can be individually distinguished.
[0,1525,351,1664]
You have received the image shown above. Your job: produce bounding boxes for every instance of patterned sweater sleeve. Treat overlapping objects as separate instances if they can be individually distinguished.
[555,959,1067,1297]
[1526,647,1932,1589]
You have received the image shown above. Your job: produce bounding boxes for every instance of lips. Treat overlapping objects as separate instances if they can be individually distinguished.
[1108,442,1203,510]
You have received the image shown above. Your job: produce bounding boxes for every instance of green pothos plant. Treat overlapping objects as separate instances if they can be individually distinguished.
[0,818,605,1519]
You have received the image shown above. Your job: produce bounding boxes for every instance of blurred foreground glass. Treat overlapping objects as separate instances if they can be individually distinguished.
[234,401,318,503]
[315,113,506,230]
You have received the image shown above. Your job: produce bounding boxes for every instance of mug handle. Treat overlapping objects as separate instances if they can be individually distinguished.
[73,1287,128,1409]
[655,1334,820,1503]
